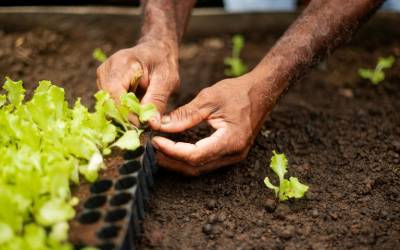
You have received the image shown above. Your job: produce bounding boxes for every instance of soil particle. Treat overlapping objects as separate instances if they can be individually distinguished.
[208,214,218,224]
[147,230,164,247]
[217,212,227,222]
[305,190,318,200]
[202,224,213,235]
[391,140,400,152]
[206,199,217,210]
[280,225,296,239]
[311,209,319,218]
[275,203,291,219]
[264,198,277,212]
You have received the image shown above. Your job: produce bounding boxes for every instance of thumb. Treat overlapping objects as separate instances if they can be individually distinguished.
[158,95,214,133]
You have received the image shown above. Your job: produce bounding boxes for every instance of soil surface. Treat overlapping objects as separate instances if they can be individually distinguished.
[1,14,400,250]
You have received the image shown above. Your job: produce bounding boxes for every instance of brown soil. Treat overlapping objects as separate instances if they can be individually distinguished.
[0,13,400,250]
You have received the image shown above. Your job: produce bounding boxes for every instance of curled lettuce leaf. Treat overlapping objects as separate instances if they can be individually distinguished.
[264,151,309,201]
[0,78,153,249]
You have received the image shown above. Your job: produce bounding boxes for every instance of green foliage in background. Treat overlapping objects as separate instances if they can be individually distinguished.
[92,48,107,63]
[224,35,248,77]
[358,56,395,85]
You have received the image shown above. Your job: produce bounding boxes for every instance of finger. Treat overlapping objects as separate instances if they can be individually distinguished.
[141,70,171,113]
[128,62,144,92]
[152,128,229,166]
[97,61,143,101]
[156,98,216,133]
[156,152,199,176]
[156,150,243,176]
[141,70,175,130]
[97,76,127,103]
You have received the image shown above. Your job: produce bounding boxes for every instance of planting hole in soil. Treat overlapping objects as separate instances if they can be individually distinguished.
[105,208,128,222]
[84,195,107,209]
[119,160,141,175]
[97,225,121,239]
[123,146,145,160]
[90,179,113,194]
[109,192,132,206]
[78,210,102,224]
[115,176,137,190]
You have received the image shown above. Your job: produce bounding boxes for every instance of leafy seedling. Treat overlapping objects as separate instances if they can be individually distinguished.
[93,48,107,63]
[224,34,248,77]
[358,56,395,84]
[0,77,157,249]
[264,151,309,201]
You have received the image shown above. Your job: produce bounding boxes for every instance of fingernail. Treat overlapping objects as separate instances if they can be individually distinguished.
[161,115,171,124]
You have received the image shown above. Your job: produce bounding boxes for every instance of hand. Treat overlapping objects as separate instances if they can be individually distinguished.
[96,39,180,126]
[152,73,275,176]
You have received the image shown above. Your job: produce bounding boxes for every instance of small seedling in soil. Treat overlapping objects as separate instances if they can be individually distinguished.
[93,48,107,63]
[224,34,248,77]
[264,151,309,201]
[358,56,395,84]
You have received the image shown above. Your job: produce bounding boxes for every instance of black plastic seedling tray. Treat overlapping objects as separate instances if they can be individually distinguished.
[69,139,157,250]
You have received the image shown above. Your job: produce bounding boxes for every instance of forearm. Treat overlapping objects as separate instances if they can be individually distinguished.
[139,0,195,53]
[252,0,384,104]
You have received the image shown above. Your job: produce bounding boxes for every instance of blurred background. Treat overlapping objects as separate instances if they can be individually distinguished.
[0,0,399,11]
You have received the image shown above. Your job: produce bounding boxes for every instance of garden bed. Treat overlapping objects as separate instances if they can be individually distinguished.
[0,8,399,249]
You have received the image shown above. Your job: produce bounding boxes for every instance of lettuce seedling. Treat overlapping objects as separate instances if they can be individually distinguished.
[93,48,107,63]
[358,56,395,85]
[264,151,309,201]
[0,77,156,250]
[224,34,248,77]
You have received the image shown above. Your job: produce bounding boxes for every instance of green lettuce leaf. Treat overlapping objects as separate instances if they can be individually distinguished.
[112,129,141,151]
[0,77,154,249]
[264,151,309,201]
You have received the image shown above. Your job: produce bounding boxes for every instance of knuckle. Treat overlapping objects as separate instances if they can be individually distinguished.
[197,87,211,100]
[231,137,249,155]
[170,73,180,88]
[172,107,189,121]
[188,153,203,166]
[173,106,202,122]
[149,91,167,102]
[196,88,218,111]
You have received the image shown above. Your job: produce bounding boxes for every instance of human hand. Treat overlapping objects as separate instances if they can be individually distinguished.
[151,73,277,176]
[96,38,179,126]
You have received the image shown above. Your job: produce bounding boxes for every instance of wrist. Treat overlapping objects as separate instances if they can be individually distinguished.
[137,36,179,59]
[246,56,289,103]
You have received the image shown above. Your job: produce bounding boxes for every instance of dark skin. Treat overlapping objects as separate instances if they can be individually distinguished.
[98,0,384,176]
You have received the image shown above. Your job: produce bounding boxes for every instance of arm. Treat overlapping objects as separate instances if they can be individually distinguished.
[139,0,195,46]
[152,0,384,176]
[97,0,196,122]
[252,0,384,110]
